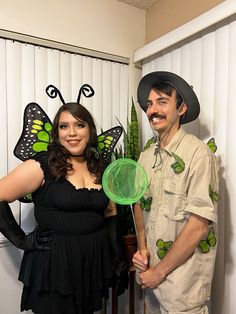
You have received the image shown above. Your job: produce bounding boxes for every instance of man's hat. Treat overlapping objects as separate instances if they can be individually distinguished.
[137,71,200,124]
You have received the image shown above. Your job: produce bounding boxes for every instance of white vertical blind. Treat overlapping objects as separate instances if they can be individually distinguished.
[0,39,7,179]
[0,38,129,241]
[139,15,236,314]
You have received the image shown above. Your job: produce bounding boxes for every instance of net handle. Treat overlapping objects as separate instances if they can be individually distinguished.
[130,204,139,247]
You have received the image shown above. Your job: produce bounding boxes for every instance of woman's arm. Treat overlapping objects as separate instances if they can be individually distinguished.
[0,159,52,251]
[0,159,44,202]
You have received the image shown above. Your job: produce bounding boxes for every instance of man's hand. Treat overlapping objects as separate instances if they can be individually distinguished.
[139,265,165,289]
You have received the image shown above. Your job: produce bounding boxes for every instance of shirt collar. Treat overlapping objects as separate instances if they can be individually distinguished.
[163,127,186,155]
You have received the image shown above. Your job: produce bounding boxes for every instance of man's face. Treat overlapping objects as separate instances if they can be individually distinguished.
[146,88,186,136]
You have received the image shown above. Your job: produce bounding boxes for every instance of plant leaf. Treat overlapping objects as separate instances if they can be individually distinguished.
[130,98,140,161]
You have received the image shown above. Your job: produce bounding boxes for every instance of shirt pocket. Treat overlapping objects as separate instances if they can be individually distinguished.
[162,178,188,221]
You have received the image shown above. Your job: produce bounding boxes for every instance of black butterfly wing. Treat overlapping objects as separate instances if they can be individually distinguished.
[97,126,123,163]
[13,103,52,203]
[14,103,52,161]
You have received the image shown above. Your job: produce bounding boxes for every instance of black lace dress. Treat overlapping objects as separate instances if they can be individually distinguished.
[19,152,112,314]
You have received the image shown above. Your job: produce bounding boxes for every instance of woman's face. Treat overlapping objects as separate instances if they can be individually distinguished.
[58,111,90,156]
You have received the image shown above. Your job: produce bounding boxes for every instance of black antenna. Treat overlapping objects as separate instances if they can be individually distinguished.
[46,85,66,104]
[77,84,95,103]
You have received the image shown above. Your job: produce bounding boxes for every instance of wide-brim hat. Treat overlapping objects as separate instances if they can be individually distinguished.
[137,71,200,124]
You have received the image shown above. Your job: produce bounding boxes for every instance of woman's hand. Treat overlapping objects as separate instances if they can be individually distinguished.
[132,248,149,272]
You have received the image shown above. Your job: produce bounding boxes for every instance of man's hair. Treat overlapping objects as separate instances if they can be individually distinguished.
[151,81,183,108]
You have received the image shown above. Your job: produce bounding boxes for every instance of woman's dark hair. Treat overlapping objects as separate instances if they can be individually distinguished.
[152,81,183,108]
[48,102,106,183]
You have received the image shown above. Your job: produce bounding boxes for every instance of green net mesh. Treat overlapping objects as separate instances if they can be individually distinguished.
[102,158,148,205]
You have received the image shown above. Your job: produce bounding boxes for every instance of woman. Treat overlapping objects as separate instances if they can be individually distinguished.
[0,91,127,313]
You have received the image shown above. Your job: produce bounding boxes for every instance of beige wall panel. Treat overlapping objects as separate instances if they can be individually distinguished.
[146,0,225,43]
[0,0,145,58]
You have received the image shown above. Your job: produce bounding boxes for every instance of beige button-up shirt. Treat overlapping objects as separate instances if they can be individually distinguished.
[138,128,219,311]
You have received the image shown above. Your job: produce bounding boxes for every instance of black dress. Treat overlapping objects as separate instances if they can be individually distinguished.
[19,152,112,314]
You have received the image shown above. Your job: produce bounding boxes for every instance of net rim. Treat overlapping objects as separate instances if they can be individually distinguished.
[102,158,148,205]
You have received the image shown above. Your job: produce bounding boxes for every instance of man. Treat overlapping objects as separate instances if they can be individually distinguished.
[133,71,219,314]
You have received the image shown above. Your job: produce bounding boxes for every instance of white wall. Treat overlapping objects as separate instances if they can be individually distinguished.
[0,0,145,58]
[0,0,145,110]
[0,1,145,313]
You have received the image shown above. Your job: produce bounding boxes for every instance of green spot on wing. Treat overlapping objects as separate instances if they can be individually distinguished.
[33,142,49,152]
[106,136,113,141]
[157,249,166,260]
[156,239,173,259]
[207,138,217,153]
[171,153,185,174]
[172,153,185,167]
[98,135,105,142]
[156,239,165,249]
[45,122,52,132]
[198,240,210,253]
[165,241,173,249]
[209,238,216,247]
[98,142,104,150]
[32,124,43,130]
[143,137,155,151]
[104,139,112,144]
[33,119,44,125]
[37,131,50,142]
[209,184,220,203]
[140,196,152,211]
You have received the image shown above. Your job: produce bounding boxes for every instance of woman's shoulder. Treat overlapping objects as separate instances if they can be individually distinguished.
[29,151,50,174]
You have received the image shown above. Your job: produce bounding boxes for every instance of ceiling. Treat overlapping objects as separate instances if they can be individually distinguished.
[117,0,157,10]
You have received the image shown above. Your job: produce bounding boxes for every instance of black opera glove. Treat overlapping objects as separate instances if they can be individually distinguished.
[0,200,53,251]
[106,215,129,295]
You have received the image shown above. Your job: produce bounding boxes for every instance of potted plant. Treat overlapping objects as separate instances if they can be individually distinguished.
[113,98,140,267]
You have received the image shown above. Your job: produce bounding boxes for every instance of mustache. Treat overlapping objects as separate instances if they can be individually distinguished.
[148,113,166,121]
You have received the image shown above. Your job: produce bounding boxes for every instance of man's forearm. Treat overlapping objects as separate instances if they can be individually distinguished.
[139,213,209,289]
[155,213,209,278]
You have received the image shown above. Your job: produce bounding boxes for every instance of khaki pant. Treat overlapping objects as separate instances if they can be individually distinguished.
[144,289,209,314]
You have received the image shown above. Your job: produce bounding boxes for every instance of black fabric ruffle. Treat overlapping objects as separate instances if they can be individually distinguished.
[19,229,112,314]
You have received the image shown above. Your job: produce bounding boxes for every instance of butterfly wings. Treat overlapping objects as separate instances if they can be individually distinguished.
[14,103,52,161]
[97,126,123,163]
[14,103,122,163]
[207,137,217,153]
[14,103,122,202]
[13,103,52,203]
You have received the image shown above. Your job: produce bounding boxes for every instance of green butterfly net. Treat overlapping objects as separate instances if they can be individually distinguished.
[102,158,148,205]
